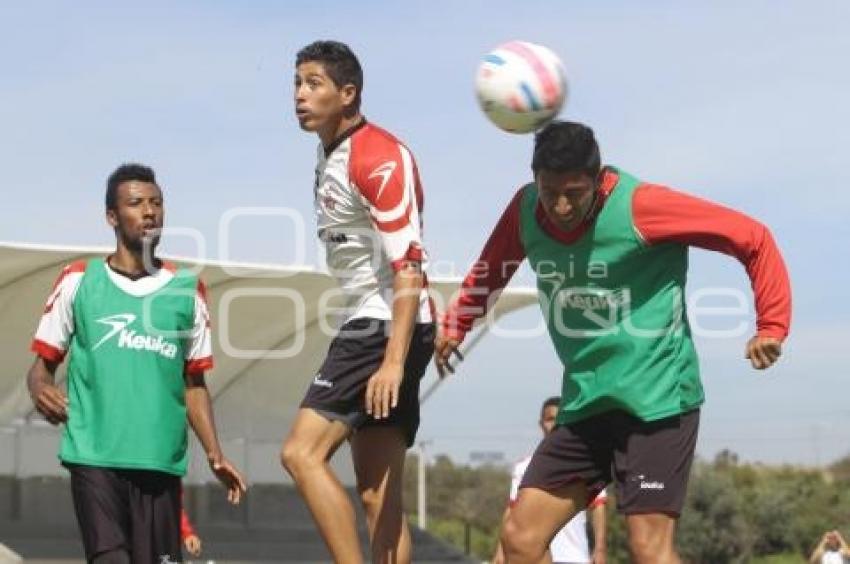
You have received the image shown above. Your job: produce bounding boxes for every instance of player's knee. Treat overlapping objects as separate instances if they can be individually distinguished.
[280,438,319,477]
[628,529,674,563]
[358,486,382,515]
[358,485,401,521]
[501,516,541,559]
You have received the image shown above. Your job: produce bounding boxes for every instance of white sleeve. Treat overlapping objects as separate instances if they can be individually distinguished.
[509,459,529,502]
[31,263,85,362]
[183,279,214,375]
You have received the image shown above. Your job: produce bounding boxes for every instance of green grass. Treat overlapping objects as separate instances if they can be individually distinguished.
[423,518,498,560]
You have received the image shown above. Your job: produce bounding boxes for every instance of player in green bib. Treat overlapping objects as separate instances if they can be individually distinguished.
[437,122,791,564]
[27,164,246,564]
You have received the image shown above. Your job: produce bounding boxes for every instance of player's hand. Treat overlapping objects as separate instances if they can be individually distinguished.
[591,548,607,564]
[745,336,782,369]
[209,457,247,505]
[434,334,463,378]
[183,534,202,557]
[30,381,68,425]
[365,362,403,419]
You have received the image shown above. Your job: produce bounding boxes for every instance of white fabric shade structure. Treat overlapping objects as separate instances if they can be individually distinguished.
[0,242,538,483]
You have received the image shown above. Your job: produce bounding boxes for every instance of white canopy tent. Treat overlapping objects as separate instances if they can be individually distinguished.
[0,242,538,483]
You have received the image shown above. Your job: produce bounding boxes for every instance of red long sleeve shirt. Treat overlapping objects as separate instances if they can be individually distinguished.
[442,168,791,342]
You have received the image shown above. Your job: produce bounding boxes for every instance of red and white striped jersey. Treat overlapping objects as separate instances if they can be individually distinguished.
[314,120,432,323]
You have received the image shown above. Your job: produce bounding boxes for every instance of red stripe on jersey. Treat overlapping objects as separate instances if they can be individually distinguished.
[588,494,607,508]
[389,243,425,272]
[31,339,66,362]
[44,261,87,313]
[196,279,209,303]
[52,261,87,291]
[184,356,213,375]
[196,279,212,328]
[373,203,414,233]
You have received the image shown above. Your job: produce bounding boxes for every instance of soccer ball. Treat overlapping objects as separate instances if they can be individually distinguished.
[475,40,567,134]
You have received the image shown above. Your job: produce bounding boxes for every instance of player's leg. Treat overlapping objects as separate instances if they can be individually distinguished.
[67,464,132,564]
[281,319,387,562]
[281,407,361,563]
[126,469,182,563]
[626,512,679,564]
[501,416,613,564]
[351,426,411,564]
[501,483,586,564]
[351,323,435,563]
[612,409,700,564]
[349,321,434,564]
[90,549,131,564]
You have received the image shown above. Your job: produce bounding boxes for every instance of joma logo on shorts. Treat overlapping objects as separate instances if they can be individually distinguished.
[640,481,665,490]
[312,374,333,388]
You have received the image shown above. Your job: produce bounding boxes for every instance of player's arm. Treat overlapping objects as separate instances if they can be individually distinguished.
[351,139,428,419]
[180,507,196,541]
[835,530,850,557]
[185,373,246,504]
[27,262,83,424]
[588,493,608,564]
[436,189,528,376]
[633,184,791,369]
[365,260,423,419]
[27,357,67,425]
[184,280,247,504]
[179,485,202,556]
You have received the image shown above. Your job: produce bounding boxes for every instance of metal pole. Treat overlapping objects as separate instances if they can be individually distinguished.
[417,441,427,530]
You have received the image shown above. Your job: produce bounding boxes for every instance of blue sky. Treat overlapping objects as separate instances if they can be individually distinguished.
[3,1,850,466]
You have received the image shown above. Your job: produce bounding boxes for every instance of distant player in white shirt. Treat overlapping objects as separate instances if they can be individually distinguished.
[494,397,607,564]
[810,530,850,564]
[281,41,434,564]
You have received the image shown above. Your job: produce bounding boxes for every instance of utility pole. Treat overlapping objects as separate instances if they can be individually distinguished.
[417,440,432,530]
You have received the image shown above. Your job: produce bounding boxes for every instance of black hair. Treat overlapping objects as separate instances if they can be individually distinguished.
[105,163,157,209]
[541,396,561,416]
[531,121,601,177]
[296,40,363,110]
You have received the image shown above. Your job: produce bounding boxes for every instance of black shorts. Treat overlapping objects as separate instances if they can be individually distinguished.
[301,317,435,447]
[66,463,182,562]
[519,409,700,515]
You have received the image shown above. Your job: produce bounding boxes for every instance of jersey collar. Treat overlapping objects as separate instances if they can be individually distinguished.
[324,117,368,157]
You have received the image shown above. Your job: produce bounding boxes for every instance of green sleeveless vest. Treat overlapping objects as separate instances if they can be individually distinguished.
[60,258,197,475]
[519,168,703,424]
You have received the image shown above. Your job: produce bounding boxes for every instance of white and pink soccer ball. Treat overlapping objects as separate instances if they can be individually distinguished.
[475,40,567,134]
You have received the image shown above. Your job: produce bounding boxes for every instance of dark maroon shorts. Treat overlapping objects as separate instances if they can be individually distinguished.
[519,409,700,515]
[66,463,182,562]
[301,318,435,447]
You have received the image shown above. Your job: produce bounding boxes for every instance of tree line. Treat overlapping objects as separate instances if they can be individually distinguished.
[404,450,850,562]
